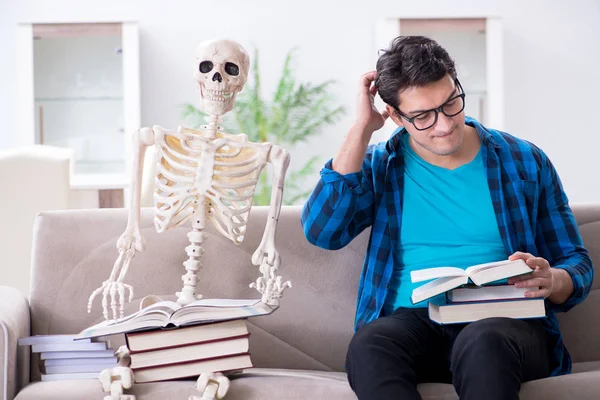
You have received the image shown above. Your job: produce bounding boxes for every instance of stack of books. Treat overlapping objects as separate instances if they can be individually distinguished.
[125,319,253,383]
[76,298,275,383]
[18,335,117,381]
[411,259,546,324]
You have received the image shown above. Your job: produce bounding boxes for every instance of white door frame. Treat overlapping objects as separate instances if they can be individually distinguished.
[373,16,505,130]
[15,21,141,187]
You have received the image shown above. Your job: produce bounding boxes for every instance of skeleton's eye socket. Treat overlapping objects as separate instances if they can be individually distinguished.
[199,61,213,73]
[225,62,240,76]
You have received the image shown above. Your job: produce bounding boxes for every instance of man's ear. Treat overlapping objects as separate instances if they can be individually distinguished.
[386,105,404,127]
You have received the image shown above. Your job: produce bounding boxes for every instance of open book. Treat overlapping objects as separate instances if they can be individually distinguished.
[411,259,531,304]
[77,298,276,339]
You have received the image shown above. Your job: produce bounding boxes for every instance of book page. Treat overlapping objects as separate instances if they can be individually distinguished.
[96,300,180,327]
[183,298,261,308]
[411,275,469,304]
[138,301,181,317]
[75,301,181,339]
[469,259,531,286]
[410,266,467,283]
[465,259,515,275]
[172,301,276,326]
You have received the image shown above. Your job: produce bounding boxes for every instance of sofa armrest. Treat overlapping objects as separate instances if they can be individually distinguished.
[0,287,30,400]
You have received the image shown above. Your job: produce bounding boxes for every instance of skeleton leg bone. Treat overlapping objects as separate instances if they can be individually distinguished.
[99,345,136,400]
[190,372,230,400]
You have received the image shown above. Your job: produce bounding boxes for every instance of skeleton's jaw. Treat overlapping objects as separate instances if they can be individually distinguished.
[200,88,233,102]
[198,86,236,116]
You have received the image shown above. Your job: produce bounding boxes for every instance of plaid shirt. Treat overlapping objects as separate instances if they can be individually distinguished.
[301,117,593,376]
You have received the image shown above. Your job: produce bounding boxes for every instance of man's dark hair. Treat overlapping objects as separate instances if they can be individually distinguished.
[375,36,457,110]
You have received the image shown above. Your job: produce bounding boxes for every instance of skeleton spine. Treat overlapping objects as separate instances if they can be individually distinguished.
[177,197,208,305]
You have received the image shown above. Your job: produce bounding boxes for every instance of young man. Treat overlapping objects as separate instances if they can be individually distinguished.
[301,36,594,400]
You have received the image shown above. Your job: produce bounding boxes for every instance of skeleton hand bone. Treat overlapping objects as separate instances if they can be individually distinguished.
[189,372,230,400]
[88,229,145,320]
[250,263,292,306]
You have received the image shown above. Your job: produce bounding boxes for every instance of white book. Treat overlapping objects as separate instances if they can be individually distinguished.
[44,357,118,366]
[77,299,275,339]
[130,336,250,369]
[411,259,531,304]
[40,350,115,360]
[428,298,546,325]
[18,335,92,346]
[133,353,253,383]
[45,364,115,374]
[32,342,108,353]
[448,285,539,303]
[41,372,100,381]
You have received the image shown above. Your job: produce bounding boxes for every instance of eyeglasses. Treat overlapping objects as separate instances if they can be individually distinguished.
[395,80,466,131]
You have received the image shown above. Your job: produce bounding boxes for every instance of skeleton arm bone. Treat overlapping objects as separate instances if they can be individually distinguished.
[87,127,156,320]
[250,145,292,305]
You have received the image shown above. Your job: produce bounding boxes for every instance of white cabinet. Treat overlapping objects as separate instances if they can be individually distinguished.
[17,22,140,199]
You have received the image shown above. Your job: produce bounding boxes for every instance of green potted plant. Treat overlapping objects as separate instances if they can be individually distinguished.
[182,48,345,205]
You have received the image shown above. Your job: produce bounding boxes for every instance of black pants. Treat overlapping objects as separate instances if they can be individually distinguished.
[346,308,552,400]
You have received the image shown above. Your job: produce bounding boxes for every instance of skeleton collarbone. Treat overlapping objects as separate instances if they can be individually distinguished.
[153,125,270,244]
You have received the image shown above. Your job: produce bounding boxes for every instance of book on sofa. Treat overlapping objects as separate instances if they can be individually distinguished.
[126,319,249,352]
[428,298,546,324]
[41,372,102,381]
[133,353,253,383]
[411,259,531,304]
[129,335,251,369]
[77,298,275,339]
[19,334,117,381]
[40,349,115,360]
[18,334,93,346]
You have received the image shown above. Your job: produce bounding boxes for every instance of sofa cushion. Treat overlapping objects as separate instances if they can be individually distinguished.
[572,360,600,373]
[15,368,600,400]
[14,369,357,400]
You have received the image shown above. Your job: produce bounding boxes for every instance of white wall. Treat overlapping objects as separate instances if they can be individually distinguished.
[1,0,599,203]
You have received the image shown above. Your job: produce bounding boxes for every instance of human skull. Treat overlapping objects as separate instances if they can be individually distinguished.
[194,39,250,116]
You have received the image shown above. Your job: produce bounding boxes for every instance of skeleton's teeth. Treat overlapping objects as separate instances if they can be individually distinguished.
[200,88,233,102]
[205,96,227,102]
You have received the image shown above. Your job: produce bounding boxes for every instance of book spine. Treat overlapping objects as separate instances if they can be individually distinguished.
[134,366,253,384]
[127,333,251,355]
[131,352,252,372]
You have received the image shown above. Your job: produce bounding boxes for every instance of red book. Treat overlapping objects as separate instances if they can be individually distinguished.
[129,334,250,369]
[125,319,249,352]
[133,353,253,383]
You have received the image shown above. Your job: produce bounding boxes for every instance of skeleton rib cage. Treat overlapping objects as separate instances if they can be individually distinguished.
[152,125,270,244]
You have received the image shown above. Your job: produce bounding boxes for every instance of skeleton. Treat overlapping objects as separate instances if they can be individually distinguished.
[89,39,291,400]
[190,372,230,400]
[99,346,135,400]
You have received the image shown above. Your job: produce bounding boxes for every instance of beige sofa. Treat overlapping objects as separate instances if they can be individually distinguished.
[2,205,600,399]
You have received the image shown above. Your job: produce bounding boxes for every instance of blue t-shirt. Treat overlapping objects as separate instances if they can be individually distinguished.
[383,133,508,315]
